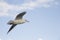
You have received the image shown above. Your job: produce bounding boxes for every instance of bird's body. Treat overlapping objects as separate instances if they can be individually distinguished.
[7,11,29,34]
[12,19,26,24]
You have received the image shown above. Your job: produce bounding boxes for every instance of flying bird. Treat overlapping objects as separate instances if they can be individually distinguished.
[7,11,29,34]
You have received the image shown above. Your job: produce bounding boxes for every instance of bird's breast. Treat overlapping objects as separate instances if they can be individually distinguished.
[13,20,24,24]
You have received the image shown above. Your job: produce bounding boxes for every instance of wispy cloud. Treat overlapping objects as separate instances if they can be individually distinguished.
[0,38,1,40]
[0,0,58,17]
[38,38,43,40]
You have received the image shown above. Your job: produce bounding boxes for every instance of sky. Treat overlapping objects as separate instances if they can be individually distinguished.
[0,0,60,40]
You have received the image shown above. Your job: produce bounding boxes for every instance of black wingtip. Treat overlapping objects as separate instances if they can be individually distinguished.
[7,24,17,34]
[7,32,9,34]
[7,30,10,34]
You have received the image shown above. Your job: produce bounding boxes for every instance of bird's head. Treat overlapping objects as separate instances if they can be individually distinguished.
[7,20,14,25]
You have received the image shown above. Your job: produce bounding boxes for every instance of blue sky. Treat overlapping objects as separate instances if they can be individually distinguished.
[0,0,60,40]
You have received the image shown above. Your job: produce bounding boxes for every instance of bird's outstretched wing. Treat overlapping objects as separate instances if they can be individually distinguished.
[7,24,17,34]
[15,11,26,20]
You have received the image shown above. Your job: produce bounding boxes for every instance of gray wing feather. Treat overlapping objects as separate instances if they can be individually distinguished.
[15,11,26,20]
[7,24,17,34]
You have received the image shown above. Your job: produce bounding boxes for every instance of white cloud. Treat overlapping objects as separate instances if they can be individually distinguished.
[21,0,55,9]
[0,38,1,40]
[42,4,50,8]
[0,0,58,17]
[54,2,59,5]
[38,38,43,40]
[0,0,4,2]
[8,39,13,40]
[0,2,11,17]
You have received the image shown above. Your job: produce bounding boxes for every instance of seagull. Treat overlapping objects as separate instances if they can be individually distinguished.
[7,11,29,34]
